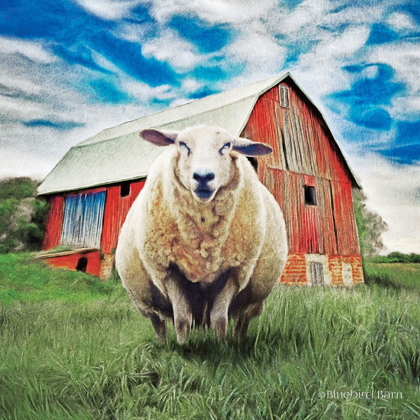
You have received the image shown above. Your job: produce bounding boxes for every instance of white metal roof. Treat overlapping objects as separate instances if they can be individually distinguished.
[38,72,360,195]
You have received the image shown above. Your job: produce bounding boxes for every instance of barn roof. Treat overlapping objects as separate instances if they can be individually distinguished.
[38,72,359,195]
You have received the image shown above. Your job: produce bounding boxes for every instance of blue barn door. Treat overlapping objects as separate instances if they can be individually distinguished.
[60,191,106,248]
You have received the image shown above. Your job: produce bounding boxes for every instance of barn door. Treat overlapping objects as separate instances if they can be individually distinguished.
[342,262,353,286]
[310,262,324,286]
[60,191,106,248]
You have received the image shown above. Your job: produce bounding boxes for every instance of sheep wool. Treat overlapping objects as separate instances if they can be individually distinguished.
[116,125,288,344]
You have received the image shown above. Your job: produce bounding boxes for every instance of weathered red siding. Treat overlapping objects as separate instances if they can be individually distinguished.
[43,195,65,250]
[244,80,352,183]
[242,79,360,258]
[42,179,145,278]
[44,250,101,277]
[101,180,145,254]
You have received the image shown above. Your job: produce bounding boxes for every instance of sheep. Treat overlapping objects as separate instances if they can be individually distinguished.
[116,125,288,344]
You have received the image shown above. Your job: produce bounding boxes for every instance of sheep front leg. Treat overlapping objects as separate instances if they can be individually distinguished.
[165,276,192,345]
[210,277,238,342]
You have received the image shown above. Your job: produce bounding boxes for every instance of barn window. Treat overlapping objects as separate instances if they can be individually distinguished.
[304,185,317,206]
[279,86,290,108]
[120,181,131,197]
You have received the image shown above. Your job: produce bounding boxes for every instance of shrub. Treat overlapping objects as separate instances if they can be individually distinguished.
[0,178,48,253]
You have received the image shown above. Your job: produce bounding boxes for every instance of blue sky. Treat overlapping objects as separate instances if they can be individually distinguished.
[0,0,419,252]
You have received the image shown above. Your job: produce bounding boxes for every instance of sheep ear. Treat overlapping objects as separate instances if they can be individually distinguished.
[139,129,179,146]
[232,137,273,156]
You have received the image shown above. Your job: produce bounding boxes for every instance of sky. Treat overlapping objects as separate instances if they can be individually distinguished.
[0,0,419,253]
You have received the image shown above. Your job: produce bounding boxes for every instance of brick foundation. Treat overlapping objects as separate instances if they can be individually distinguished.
[280,254,364,287]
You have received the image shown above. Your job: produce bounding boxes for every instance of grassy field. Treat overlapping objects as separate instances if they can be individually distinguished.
[1,254,419,419]
[364,261,420,292]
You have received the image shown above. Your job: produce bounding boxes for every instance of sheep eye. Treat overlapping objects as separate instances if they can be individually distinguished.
[179,141,190,155]
[219,142,231,155]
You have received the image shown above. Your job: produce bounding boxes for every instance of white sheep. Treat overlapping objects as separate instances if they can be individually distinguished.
[116,125,288,344]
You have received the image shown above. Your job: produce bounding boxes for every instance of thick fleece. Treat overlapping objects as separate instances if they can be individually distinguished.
[116,126,288,343]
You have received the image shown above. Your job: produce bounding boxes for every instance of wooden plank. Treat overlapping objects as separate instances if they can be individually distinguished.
[330,181,360,256]
[101,179,145,253]
[243,80,353,184]
[44,250,101,276]
[42,195,65,250]
[60,191,106,248]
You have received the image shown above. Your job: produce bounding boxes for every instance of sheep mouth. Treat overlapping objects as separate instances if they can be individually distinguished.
[194,188,215,200]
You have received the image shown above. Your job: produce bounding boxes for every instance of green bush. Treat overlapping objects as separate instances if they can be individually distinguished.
[0,178,49,253]
[369,253,420,264]
[0,177,37,200]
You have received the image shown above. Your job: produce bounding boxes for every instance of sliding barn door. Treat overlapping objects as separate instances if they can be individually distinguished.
[60,191,106,248]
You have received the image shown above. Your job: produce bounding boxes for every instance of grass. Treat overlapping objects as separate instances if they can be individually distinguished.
[0,254,420,419]
[0,253,122,305]
[364,262,420,292]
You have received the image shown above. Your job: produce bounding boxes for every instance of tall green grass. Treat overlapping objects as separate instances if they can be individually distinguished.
[0,253,123,305]
[1,255,420,419]
[364,262,420,292]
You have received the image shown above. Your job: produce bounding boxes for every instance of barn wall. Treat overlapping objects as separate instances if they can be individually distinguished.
[242,80,361,258]
[41,179,145,278]
[42,185,108,250]
[242,79,352,183]
[44,250,101,277]
[260,167,359,256]
[43,195,65,250]
[101,180,145,254]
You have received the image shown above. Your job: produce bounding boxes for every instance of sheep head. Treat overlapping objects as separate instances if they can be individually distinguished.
[139,125,272,203]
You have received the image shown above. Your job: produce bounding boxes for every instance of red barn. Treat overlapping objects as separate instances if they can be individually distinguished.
[37,73,364,286]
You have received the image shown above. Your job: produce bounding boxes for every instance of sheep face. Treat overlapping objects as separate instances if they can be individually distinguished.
[140,125,273,203]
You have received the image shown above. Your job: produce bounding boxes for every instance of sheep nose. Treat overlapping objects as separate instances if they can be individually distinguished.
[193,172,215,183]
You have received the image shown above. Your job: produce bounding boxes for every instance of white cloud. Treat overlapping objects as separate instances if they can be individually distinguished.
[286,25,370,106]
[387,11,417,33]
[0,36,57,63]
[350,153,420,254]
[0,146,53,181]
[0,95,52,122]
[392,95,420,121]
[147,0,278,25]
[73,0,140,20]
[141,28,207,71]
[122,79,178,101]
[181,78,203,93]
[224,24,287,79]
[368,42,420,120]
[369,42,420,93]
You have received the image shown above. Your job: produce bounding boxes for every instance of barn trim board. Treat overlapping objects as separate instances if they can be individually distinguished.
[37,72,364,286]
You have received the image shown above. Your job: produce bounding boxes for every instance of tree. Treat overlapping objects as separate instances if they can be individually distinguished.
[0,178,49,253]
[353,189,387,257]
